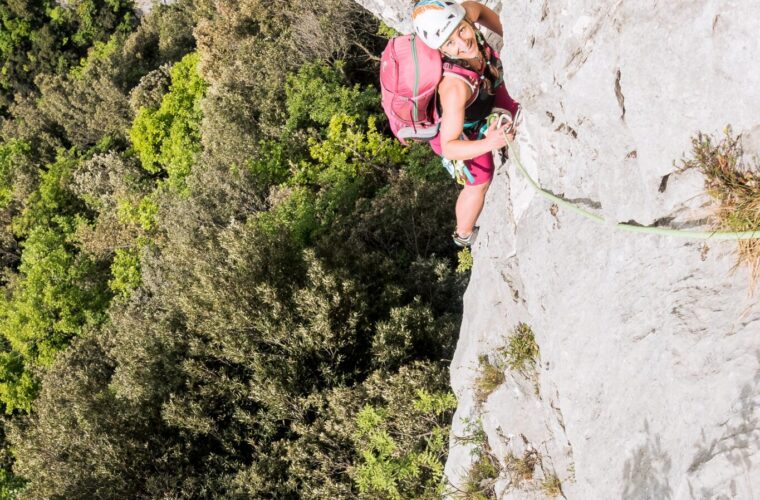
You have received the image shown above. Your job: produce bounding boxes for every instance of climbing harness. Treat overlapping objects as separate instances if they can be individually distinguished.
[497,118,760,240]
[441,108,521,186]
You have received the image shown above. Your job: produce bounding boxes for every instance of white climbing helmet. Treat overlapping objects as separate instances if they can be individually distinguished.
[412,0,467,50]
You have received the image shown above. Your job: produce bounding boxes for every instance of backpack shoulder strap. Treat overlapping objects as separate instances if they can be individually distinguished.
[442,61,481,105]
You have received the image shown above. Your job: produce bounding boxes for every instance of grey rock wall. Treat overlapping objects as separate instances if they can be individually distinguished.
[360,0,760,497]
[133,0,174,16]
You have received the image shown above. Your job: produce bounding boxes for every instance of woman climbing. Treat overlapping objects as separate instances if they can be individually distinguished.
[412,0,520,247]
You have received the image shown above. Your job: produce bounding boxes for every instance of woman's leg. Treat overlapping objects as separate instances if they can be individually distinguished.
[455,145,494,237]
[456,180,490,237]
[454,139,495,237]
[453,84,519,238]
[429,121,499,242]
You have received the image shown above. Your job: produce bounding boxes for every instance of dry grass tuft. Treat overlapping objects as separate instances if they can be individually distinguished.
[474,355,505,405]
[680,126,760,291]
[463,441,500,499]
[541,473,563,497]
[504,450,538,486]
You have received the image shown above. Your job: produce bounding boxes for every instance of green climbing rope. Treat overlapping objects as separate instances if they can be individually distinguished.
[504,137,760,240]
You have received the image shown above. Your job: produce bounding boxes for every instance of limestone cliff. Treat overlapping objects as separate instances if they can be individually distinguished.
[362,0,760,497]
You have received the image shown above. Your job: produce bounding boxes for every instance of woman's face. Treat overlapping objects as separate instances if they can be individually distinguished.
[440,21,478,59]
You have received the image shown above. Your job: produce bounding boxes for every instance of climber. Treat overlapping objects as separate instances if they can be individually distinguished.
[412,0,520,247]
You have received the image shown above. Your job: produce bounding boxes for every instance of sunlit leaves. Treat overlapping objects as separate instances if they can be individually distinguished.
[130,52,207,193]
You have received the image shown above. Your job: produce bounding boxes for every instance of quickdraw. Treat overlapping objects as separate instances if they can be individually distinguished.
[441,157,475,185]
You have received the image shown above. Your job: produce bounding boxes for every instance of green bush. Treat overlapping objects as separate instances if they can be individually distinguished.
[0,150,111,412]
[463,441,500,499]
[353,387,456,498]
[130,52,207,192]
[504,323,539,373]
[0,140,32,210]
[0,2,467,495]
[0,0,135,112]
[474,354,505,405]
[109,247,141,299]
[457,247,473,273]
[285,61,379,132]
[9,335,153,499]
[377,21,399,39]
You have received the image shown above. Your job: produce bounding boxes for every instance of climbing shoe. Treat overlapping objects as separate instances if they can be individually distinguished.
[452,226,479,248]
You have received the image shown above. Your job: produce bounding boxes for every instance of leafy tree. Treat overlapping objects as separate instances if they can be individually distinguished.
[194,0,381,169]
[0,93,67,167]
[284,61,379,132]
[352,386,456,498]
[68,150,153,309]
[1,1,194,158]
[279,362,455,498]
[9,334,154,499]
[0,416,25,498]
[129,63,171,112]
[287,0,383,67]
[0,0,135,113]
[192,0,298,167]
[0,141,32,210]
[130,52,207,192]
[36,52,134,149]
[0,1,470,497]
[108,247,141,299]
[0,150,111,412]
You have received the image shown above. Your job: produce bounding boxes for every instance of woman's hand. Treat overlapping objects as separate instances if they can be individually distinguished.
[483,118,515,150]
[462,1,503,37]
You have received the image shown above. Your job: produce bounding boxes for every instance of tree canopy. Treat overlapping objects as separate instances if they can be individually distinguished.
[0,0,467,497]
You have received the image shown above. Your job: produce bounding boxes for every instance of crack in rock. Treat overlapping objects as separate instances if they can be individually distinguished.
[555,123,578,138]
[653,216,676,227]
[615,68,626,121]
[658,173,671,193]
[620,217,710,230]
[562,195,602,210]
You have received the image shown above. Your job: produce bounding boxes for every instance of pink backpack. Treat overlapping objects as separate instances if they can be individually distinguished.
[380,34,481,145]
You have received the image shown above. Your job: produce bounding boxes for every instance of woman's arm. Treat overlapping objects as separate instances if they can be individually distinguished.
[438,77,508,161]
[462,1,503,37]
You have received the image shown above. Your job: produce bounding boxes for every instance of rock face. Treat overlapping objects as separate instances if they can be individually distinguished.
[133,0,174,16]
[361,0,760,498]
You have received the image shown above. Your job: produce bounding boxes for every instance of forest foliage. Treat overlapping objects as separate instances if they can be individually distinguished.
[0,0,466,497]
